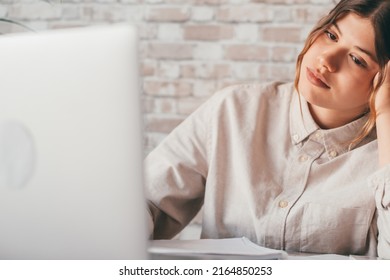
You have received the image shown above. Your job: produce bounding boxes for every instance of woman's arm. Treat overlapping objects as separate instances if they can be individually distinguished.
[373,62,390,259]
[144,109,209,239]
[144,86,232,239]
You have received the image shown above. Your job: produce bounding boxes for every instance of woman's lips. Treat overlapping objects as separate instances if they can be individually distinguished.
[306,67,330,89]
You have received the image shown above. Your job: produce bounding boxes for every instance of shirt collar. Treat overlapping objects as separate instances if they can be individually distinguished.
[289,87,373,157]
[289,88,319,145]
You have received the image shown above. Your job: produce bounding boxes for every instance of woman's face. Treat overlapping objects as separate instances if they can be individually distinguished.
[298,13,380,127]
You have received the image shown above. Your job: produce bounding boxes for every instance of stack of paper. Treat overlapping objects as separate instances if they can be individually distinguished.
[148,237,287,260]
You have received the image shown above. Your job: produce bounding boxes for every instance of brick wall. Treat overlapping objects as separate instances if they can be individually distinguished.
[140,0,335,154]
[0,0,335,155]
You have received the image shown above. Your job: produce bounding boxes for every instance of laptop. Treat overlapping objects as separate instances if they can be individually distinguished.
[0,24,148,259]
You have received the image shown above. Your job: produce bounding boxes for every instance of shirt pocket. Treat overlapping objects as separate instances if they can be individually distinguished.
[300,202,373,255]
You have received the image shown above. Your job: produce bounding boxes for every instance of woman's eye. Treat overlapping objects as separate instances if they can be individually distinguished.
[350,55,366,68]
[324,30,337,41]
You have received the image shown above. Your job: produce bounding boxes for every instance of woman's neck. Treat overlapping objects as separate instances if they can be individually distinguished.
[308,104,367,129]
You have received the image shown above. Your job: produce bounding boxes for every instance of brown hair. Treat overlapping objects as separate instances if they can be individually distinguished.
[294,0,390,148]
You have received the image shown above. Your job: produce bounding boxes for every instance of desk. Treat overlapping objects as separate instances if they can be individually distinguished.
[148,238,374,260]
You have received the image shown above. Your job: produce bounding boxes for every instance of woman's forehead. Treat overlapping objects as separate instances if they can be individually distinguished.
[333,13,377,60]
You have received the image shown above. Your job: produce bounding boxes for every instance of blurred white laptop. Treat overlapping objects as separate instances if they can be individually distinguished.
[0,24,148,259]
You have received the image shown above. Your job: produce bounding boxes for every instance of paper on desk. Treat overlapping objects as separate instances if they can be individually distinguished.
[148,237,286,259]
[286,254,350,260]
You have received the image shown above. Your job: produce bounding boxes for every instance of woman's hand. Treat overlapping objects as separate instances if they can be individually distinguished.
[375,61,390,117]
[375,61,390,167]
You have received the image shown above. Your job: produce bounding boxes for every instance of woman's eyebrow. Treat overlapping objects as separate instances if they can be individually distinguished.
[333,22,378,63]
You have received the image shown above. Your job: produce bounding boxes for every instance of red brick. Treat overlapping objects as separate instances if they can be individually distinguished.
[180,64,197,78]
[216,6,272,22]
[141,61,157,76]
[184,25,234,41]
[194,0,228,5]
[262,26,303,43]
[145,7,190,22]
[147,43,193,60]
[143,80,193,97]
[198,63,232,79]
[224,44,269,61]
[148,97,177,114]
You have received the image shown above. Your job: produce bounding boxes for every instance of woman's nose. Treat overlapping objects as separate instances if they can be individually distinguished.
[317,49,340,73]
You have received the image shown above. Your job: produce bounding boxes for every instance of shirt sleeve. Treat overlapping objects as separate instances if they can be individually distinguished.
[144,90,221,239]
[369,164,390,259]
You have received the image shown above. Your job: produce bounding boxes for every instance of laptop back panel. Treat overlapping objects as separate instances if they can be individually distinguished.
[0,25,147,259]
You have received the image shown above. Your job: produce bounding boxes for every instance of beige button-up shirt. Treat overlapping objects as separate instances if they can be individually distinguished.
[145,82,390,259]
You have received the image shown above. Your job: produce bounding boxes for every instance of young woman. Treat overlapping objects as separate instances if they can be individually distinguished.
[144,0,390,259]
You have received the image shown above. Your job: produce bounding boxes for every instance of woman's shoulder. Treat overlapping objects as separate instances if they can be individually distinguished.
[210,81,295,105]
[188,81,295,121]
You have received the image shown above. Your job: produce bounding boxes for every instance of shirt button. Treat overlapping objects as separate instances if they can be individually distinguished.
[313,131,322,140]
[329,150,338,158]
[279,200,288,208]
[293,134,300,142]
[299,155,308,162]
